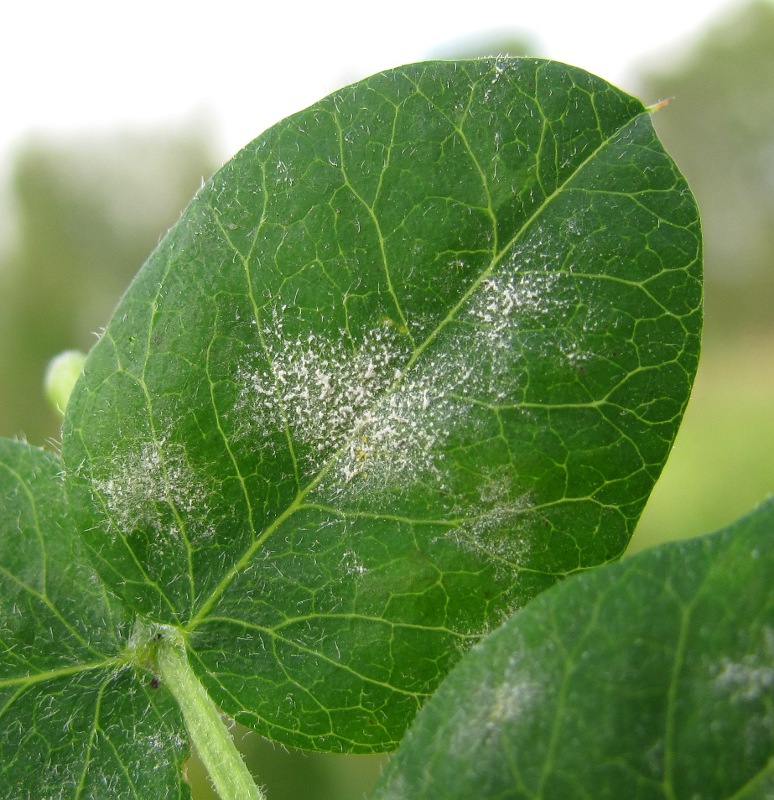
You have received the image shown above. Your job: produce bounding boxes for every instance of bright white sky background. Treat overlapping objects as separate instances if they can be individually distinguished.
[0,0,745,183]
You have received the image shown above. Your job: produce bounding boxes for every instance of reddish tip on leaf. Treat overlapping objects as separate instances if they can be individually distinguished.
[648,97,674,112]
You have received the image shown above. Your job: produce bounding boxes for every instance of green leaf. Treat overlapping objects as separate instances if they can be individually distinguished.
[60,58,701,752]
[373,500,774,800]
[0,439,189,798]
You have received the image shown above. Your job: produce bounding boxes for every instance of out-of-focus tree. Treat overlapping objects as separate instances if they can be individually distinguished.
[0,126,217,444]
[635,0,774,339]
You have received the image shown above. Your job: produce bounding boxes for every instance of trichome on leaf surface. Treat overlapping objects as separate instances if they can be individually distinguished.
[0,57,770,800]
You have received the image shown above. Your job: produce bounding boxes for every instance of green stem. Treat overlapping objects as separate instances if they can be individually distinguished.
[155,632,264,800]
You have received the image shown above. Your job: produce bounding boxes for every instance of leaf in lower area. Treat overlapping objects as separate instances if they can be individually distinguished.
[0,439,189,798]
[61,58,702,751]
[372,500,774,799]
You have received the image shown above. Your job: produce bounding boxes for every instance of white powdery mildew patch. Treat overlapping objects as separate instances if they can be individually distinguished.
[464,259,593,380]
[485,669,542,730]
[236,261,578,503]
[340,549,367,577]
[236,315,471,501]
[327,271,579,501]
[469,270,563,335]
[483,55,515,104]
[446,649,541,760]
[92,437,207,540]
[236,318,412,469]
[714,627,774,704]
[447,473,533,570]
[329,340,482,501]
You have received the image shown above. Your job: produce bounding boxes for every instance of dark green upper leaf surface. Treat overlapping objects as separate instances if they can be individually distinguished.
[373,500,774,800]
[62,59,701,750]
[0,439,189,799]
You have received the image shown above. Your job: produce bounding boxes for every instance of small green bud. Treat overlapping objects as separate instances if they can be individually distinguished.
[44,350,87,415]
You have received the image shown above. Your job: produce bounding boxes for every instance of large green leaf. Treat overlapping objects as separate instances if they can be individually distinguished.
[373,500,774,799]
[0,439,189,799]
[60,58,701,751]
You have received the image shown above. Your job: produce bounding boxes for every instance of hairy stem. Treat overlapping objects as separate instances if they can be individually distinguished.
[155,632,264,800]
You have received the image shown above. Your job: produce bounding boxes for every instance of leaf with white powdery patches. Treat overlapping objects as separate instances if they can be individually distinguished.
[0,439,189,799]
[61,58,701,751]
[373,500,774,800]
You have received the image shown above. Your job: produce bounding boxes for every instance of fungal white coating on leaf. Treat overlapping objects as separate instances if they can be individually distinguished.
[91,437,208,540]
[446,472,533,571]
[340,549,367,577]
[469,259,599,376]
[468,474,531,542]
[327,364,467,501]
[234,309,474,504]
[236,259,579,507]
[443,649,541,760]
[485,669,542,729]
[714,627,774,704]
[469,271,556,330]
[482,56,513,103]
[236,318,415,476]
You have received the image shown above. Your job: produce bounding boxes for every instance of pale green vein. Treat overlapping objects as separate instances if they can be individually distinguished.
[408,79,499,237]
[138,258,196,609]
[204,307,256,536]
[211,209,303,488]
[397,111,657,381]
[0,658,118,690]
[195,618,429,701]
[74,678,111,800]
[0,455,49,604]
[661,602,692,800]
[201,611,475,640]
[333,97,413,342]
[0,565,108,661]
[81,340,183,622]
[726,758,774,800]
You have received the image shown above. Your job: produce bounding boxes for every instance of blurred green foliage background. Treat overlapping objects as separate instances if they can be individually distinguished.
[0,3,772,797]
[629,0,774,552]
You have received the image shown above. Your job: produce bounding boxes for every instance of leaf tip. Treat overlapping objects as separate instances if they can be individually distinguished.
[647,96,674,113]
